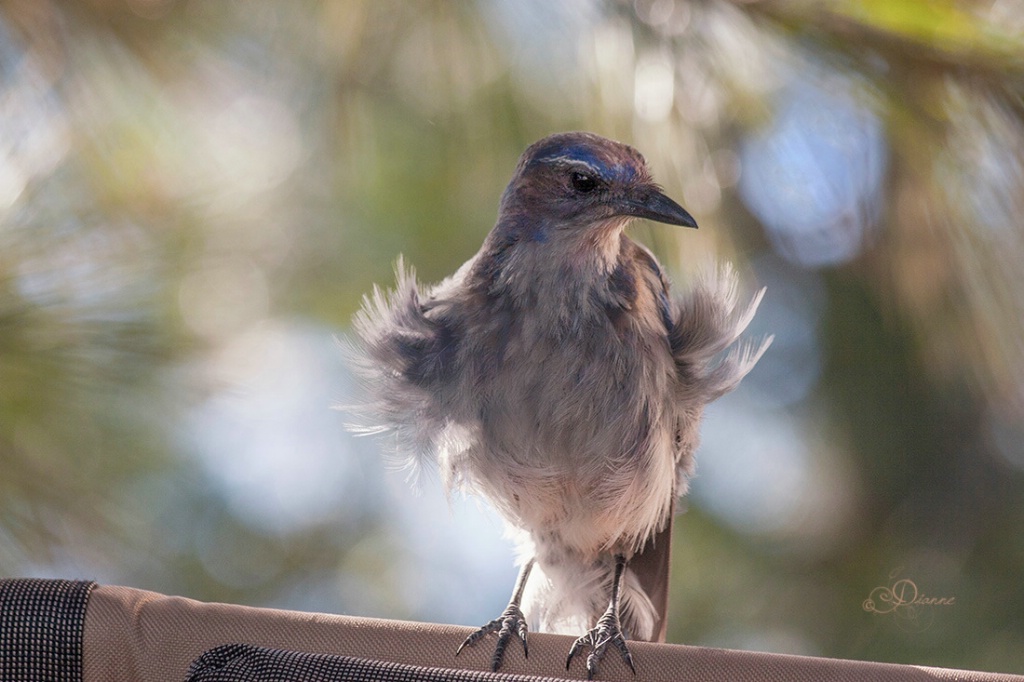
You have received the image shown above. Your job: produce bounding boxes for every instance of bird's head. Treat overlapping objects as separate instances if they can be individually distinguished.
[497,132,698,241]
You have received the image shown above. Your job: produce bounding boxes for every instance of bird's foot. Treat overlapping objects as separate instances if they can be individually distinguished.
[566,607,636,680]
[456,603,529,671]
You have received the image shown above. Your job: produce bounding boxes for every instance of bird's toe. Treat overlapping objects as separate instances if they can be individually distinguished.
[566,609,636,679]
[456,603,529,672]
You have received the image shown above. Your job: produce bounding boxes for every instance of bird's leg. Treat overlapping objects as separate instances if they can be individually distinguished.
[456,558,534,671]
[566,554,636,680]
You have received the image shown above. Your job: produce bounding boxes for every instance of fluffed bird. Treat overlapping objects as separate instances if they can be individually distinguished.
[348,132,770,679]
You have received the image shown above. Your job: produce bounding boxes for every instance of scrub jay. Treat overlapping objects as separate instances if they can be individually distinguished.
[349,132,770,678]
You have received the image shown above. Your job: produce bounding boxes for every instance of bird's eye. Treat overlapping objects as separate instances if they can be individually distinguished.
[570,171,599,193]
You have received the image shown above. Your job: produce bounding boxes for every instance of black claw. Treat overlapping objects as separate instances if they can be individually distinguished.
[566,638,584,670]
[615,638,636,675]
[455,621,494,657]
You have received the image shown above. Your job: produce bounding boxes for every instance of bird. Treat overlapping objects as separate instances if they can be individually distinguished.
[347,131,771,679]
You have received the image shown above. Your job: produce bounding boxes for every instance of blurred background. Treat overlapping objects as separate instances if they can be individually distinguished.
[2,0,1023,673]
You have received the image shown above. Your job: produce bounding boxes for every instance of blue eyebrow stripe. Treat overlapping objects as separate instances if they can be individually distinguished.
[560,144,605,169]
[534,143,637,182]
[534,143,604,168]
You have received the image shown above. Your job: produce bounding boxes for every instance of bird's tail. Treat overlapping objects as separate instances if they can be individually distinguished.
[669,263,773,402]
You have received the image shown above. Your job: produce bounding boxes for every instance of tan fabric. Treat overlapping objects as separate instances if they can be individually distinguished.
[83,584,1023,682]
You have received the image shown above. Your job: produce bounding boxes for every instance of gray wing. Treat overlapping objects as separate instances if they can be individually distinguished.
[345,257,460,472]
[668,264,772,403]
[660,264,772,495]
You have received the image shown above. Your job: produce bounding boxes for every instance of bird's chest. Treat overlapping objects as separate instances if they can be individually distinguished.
[473,316,677,553]
[454,277,678,553]
[472,296,674,469]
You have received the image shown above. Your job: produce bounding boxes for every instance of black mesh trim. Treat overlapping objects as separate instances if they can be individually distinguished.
[0,578,96,682]
[187,643,575,682]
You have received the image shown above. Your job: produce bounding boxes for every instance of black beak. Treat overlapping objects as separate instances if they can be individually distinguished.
[620,186,698,229]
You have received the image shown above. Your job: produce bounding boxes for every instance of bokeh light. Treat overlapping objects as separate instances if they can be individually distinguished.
[2,0,1023,675]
